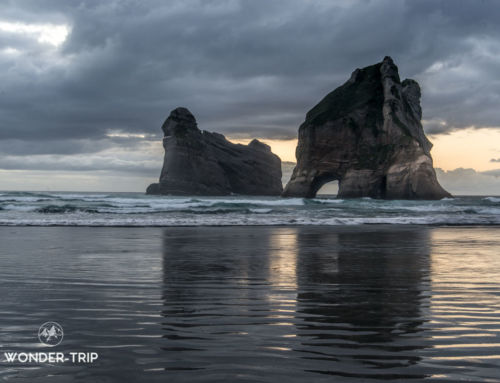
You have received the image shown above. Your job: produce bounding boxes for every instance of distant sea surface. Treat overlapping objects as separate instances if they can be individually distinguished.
[0,226,499,382]
[0,191,499,226]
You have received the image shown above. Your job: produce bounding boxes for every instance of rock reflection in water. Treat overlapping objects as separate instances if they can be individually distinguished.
[160,227,432,381]
[295,228,431,379]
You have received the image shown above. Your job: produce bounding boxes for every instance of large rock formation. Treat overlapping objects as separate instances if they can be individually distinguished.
[283,56,451,199]
[147,107,282,196]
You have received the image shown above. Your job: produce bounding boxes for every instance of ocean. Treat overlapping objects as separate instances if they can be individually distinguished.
[0,191,499,226]
[1,192,500,382]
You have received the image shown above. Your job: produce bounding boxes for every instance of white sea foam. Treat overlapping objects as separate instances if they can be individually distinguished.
[311,198,344,204]
[2,204,38,212]
[0,196,52,202]
[474,207,500,215]
[381,204,463,212]
[484,197,500,203]
[206,198,306,206]
[49,193,110,199]
[249,208,273,214]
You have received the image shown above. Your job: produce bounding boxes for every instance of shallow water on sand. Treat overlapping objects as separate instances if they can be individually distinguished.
[0,226,499,382]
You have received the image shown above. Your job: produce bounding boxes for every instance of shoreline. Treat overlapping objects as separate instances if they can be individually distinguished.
[1,223,499,228]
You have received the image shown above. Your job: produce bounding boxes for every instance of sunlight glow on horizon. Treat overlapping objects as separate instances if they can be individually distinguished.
[231,138,298,162]
[429,128,500,172]
[233,127,500,171]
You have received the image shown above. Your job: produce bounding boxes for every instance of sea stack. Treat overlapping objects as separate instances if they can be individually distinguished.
[283,56,451,199]
[147,107,283,196]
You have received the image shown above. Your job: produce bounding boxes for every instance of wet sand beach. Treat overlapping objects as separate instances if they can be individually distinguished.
[0,225,499,382]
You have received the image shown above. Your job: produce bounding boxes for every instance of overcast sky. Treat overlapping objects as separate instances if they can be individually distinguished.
[1,0,500,193]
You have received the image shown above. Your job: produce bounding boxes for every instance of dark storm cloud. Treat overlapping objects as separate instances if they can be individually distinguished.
[1,0,500,154]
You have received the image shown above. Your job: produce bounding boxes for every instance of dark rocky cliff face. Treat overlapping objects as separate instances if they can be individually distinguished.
[283,57,451,200]
[147,107,283,196]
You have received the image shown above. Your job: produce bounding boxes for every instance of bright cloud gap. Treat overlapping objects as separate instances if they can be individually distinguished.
[0,20,70,47]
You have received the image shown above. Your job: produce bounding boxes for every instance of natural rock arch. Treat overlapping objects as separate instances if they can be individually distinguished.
[309,174,340,198]
[283,57,450,200]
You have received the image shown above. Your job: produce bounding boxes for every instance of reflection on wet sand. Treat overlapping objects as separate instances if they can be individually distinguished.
[295,228,432,379]
[160,227,436,380]
[425,228,500,376]
[1,226,498,382]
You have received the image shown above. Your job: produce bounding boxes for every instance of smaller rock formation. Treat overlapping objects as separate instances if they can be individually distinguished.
[283,56,451,200]
[147,107,283,196]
